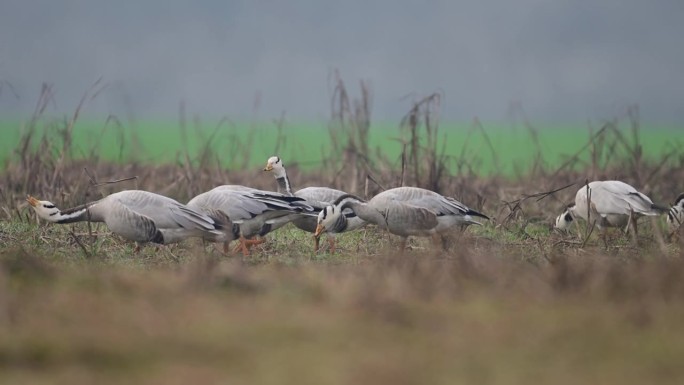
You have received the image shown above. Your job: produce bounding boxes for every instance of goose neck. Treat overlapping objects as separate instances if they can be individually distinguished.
[276,175,294,196]
[54,201,104,224]
[341,200,386,228]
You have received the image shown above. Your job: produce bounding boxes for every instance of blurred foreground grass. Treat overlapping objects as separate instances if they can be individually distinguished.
[1,220,683,385]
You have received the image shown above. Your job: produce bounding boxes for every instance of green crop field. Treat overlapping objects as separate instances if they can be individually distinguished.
[0,120,680,175]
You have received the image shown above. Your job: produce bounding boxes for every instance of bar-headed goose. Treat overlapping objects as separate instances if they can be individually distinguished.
[667,193,684,236]
[263,156,366,251]
[554,180,667,237]
[27,190,232,250]
[312,195,368,253]
[317,186,489,250]
[187,185,316,255]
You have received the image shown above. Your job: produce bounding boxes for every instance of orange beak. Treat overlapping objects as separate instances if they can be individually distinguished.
[314,223,325,238]
[263,163,273,171]
[26,195,40,207]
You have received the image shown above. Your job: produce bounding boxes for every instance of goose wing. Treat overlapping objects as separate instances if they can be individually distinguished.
[404,195,470,216]
[188,188,314,222]
[372,187,428,202]
[588,181,656,215]
[296,187,345,205]
[103,199,161,243]
[385,201,439,235]
[188,190,264,221]
[167,205,220,231]
[374,187,481,217]
[112,190,217,231]
[211,184,259,193]
[249,192,316,212]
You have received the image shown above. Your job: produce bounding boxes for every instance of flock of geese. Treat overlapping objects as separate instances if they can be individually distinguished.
[26,156,684,255]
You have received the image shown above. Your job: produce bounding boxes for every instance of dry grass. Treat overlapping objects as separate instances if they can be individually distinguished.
[1,81,684,384]
[0,242,684,384]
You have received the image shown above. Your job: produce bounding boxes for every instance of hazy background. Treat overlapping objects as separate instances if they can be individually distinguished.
[1,0,682,124]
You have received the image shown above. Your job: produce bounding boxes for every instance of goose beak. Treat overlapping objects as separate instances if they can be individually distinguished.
[26,195,40,207]
[263,163,273,171]
[314,224,325,237]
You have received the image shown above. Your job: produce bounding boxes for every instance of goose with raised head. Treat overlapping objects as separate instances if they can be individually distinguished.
[554,180,667,238]
[263,156,366,251]
[27,190,232,250]
[317,187,489,250]
[667,193,684,236]
[187,185,316,255]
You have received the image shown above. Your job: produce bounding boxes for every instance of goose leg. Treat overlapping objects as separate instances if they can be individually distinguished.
[313,235,321,253]
[631,213,639,241]
[601,228,609,249]
[233,236,266,256]
[328,236,336,254]
[627,210,639,246]
[399,237,408,253]
[430,234,449,251]
[233,239,249,256]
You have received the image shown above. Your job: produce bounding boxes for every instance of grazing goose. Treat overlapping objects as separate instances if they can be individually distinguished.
[27,190,232,250]
[312,195,368,253]
[187,185,316,255]
[263,156,366,251]
[317,187,489,250]
[667,193,684,235]
[554,181,667,238]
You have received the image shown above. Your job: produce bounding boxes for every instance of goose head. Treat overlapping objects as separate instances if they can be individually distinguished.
[314,205,339,237]
[263,156,286,178]
[554,203,575,229]
[27,195,60,220]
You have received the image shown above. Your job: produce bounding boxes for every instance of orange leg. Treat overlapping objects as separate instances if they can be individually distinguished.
[232,236,266,256]
[327,236,336,254]
[313,235,321,253]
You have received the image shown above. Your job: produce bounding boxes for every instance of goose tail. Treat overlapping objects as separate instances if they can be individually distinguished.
[650,203,670,213]
[462,215,484,226]
[204,209,236,243]
[466,209,490,221]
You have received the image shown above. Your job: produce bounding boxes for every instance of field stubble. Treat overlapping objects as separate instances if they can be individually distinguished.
[1,81,684,384]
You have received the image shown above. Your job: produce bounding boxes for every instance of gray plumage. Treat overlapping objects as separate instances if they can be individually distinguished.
[319,187,488,249]
[291,186,366,233]
[316,195,366,235]
[27,190,231,245]
[187,185,316,240]
[264,156,366,251]
[555,180,666,231]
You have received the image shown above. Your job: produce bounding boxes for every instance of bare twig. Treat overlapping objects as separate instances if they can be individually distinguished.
[69,228,92,259]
